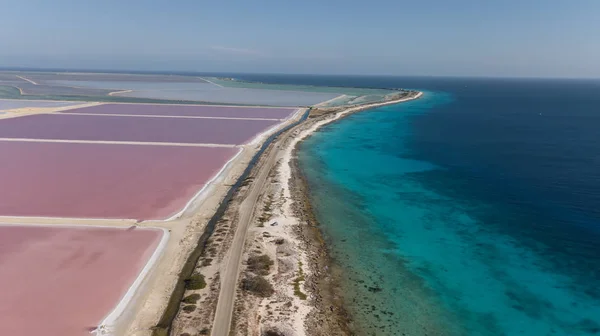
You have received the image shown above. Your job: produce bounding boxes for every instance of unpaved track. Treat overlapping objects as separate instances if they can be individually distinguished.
[211,130,288,336]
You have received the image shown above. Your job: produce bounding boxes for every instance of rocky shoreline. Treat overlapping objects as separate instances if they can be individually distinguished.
[284,90,423,335]
[289,150,354,335]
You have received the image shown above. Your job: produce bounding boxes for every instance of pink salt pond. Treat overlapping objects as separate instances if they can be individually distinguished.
[0,141,238,220]
[0,113,279,145]
[0,225,163,336]
[60,103,297,119]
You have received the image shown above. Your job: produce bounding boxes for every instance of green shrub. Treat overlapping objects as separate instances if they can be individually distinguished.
[241,276,274,297]
[247,254,274,276]
[293,261,307,300]
[182,293,200,304]
[185,273,206,290]
[263,330,285,336]
[182,305,196,313]
[152,328,168,336]
[293,277,307,300]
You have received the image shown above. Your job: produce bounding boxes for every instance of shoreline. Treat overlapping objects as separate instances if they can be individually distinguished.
[95,227,170,335]
[162,91,420,336]
[280,91,423,334]
[217,91,422,335]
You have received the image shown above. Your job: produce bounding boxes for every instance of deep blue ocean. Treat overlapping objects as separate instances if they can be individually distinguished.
[242,75,600,335]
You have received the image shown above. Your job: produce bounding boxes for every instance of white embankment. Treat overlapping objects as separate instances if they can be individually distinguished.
[164,147,244,221]
[94,227,170,336]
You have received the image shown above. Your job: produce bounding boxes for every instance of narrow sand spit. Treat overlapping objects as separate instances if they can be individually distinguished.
[244,91,424,335]
[191,92,423,336]
[15,75,38,85]
[313,94,347,107]
[0,101,102,119]
[108,89,133,96]
[200,77,225,88]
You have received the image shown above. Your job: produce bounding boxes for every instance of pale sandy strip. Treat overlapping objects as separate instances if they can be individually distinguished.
[0,112,34,120]
[0,98,83,103]
[1,102,102,114]
[0,222,139,229]
[108,89,133,96]
[313,94,347,107]
[95,227,170,335]
[0,138,237,148]
[0,85,27,96]
[52,102,105,112]
[15,75,38,85]
[247,108,306,146]
[0,217,136,226]
[200,77,225,88]
[80,100,299,109]
[58,112,281,121]
[249,119,288,146]
[284,107,304,121]
[0,103,103,120]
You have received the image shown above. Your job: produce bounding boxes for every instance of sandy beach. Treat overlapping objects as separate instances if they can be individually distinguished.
[240,90,424,335]
[0,101,101,119]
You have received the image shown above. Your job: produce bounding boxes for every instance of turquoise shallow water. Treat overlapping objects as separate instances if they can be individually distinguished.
[298,82,600,336]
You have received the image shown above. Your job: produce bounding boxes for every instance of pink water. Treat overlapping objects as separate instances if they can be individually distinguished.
[61,103,295,119]
[0,114,279,145]
[0,142,237,220]
[0,225,162,336]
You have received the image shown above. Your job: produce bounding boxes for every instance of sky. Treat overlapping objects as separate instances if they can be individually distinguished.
[1,0,599,78]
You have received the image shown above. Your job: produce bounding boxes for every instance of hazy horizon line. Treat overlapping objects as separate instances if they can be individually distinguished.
[1,66,599,81]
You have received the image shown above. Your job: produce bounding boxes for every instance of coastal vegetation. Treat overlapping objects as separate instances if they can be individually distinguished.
[185,273,206,290]
[241,276,274,297]
[257,194,274,226]
[182,293,200,304]
[292,261,307,300]
[247,254,274,276]
[181,305,196,313]
[262,329,286,336]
